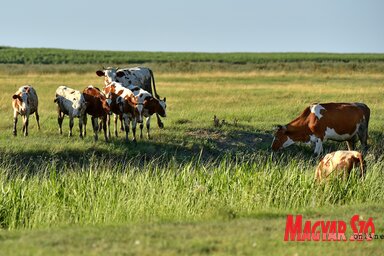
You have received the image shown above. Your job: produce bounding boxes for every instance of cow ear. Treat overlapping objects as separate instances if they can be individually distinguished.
[96,70,105,77]
[116,71,125,78]
[12,94,20,100]
[163,97,166,102]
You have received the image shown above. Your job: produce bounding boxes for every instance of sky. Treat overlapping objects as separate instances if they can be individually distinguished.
[1,0,383,53]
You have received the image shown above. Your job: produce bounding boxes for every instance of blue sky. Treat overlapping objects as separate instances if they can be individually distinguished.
[1,0,383,53]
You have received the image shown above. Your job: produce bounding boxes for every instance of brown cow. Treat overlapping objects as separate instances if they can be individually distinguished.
[82,85,110,142]
[315,150,365,181]
[12,85,40,136]
[271,103,370,155]
[138,94,166,139]
[103,82,138,142]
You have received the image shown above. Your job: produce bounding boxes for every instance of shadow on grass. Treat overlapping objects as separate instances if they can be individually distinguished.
[1,125,382,175]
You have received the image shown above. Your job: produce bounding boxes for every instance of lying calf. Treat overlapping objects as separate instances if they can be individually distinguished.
[315,150,365,181]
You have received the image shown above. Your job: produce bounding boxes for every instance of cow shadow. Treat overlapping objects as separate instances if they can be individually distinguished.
[3,124,381,176]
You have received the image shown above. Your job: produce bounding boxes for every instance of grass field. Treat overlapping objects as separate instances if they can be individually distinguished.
[0,52,384,254]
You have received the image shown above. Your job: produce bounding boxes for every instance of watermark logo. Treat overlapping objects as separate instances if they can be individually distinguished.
[284,214,381,241]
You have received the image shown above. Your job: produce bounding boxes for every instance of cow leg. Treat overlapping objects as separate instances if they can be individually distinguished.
[13,112,18,136]
[79,115,84,139]
[35,110,41,130]
[114,114,119,137]
[22,115,29,136]
[346,137,356,151]
[146,116,151,140]
[131,118,137,143]
[123,114,130,143]
[357,123,369,152]
[120,114,124,132]
[69,116,74,137]
[82,115,87,138]
[140,122,144,139]
[106,114,111,139]
[314,139,323,156]
[98,120,103,133]
[102,116,109,142]
[91,116,99,141]
[156,114,164,129]
[58,111,64,135]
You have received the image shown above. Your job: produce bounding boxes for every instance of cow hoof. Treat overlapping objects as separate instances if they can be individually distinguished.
[158,122,164,129]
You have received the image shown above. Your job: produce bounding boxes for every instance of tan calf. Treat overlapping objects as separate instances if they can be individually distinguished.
[315,150,364,181]
[12,85,40,136]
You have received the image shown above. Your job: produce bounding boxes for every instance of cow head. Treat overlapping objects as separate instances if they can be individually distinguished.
[144,97,167,117]
[271,125,295,151]
[96,67,124,86]
[12,86,30,114]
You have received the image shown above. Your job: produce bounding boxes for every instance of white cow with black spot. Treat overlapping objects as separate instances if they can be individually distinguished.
[54,85,87,138]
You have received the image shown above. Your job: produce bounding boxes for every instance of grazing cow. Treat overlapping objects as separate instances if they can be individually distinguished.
[127,85,167,139]
[315,150,365,181]
[96,67,165,128]
[82,86,111,142]
[103,82,138,142]
[54,86,87,138]
[12,85,40,136]
[271,103,370,155]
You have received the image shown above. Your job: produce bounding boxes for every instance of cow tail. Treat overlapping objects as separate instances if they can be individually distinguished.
[149,68,160,99]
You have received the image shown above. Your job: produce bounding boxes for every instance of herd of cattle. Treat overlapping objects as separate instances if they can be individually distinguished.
[12,66,369,181]
[12,67,166,142]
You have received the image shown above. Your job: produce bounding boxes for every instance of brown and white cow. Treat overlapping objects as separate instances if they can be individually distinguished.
[12,85,40,136]
[96,67,164,128]
[127,84,167,139]
[54,86,87,138]
[103,82,138,142]
[271,103,370,155]
[315,150,365,181]
[82,85,111,142]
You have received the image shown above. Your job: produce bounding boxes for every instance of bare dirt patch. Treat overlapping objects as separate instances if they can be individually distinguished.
[186,128,273,154]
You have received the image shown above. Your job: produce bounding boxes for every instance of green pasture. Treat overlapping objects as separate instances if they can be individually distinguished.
[0,53,384,254]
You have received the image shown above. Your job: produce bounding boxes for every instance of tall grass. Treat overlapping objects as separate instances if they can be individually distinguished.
[1,153,382,230]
